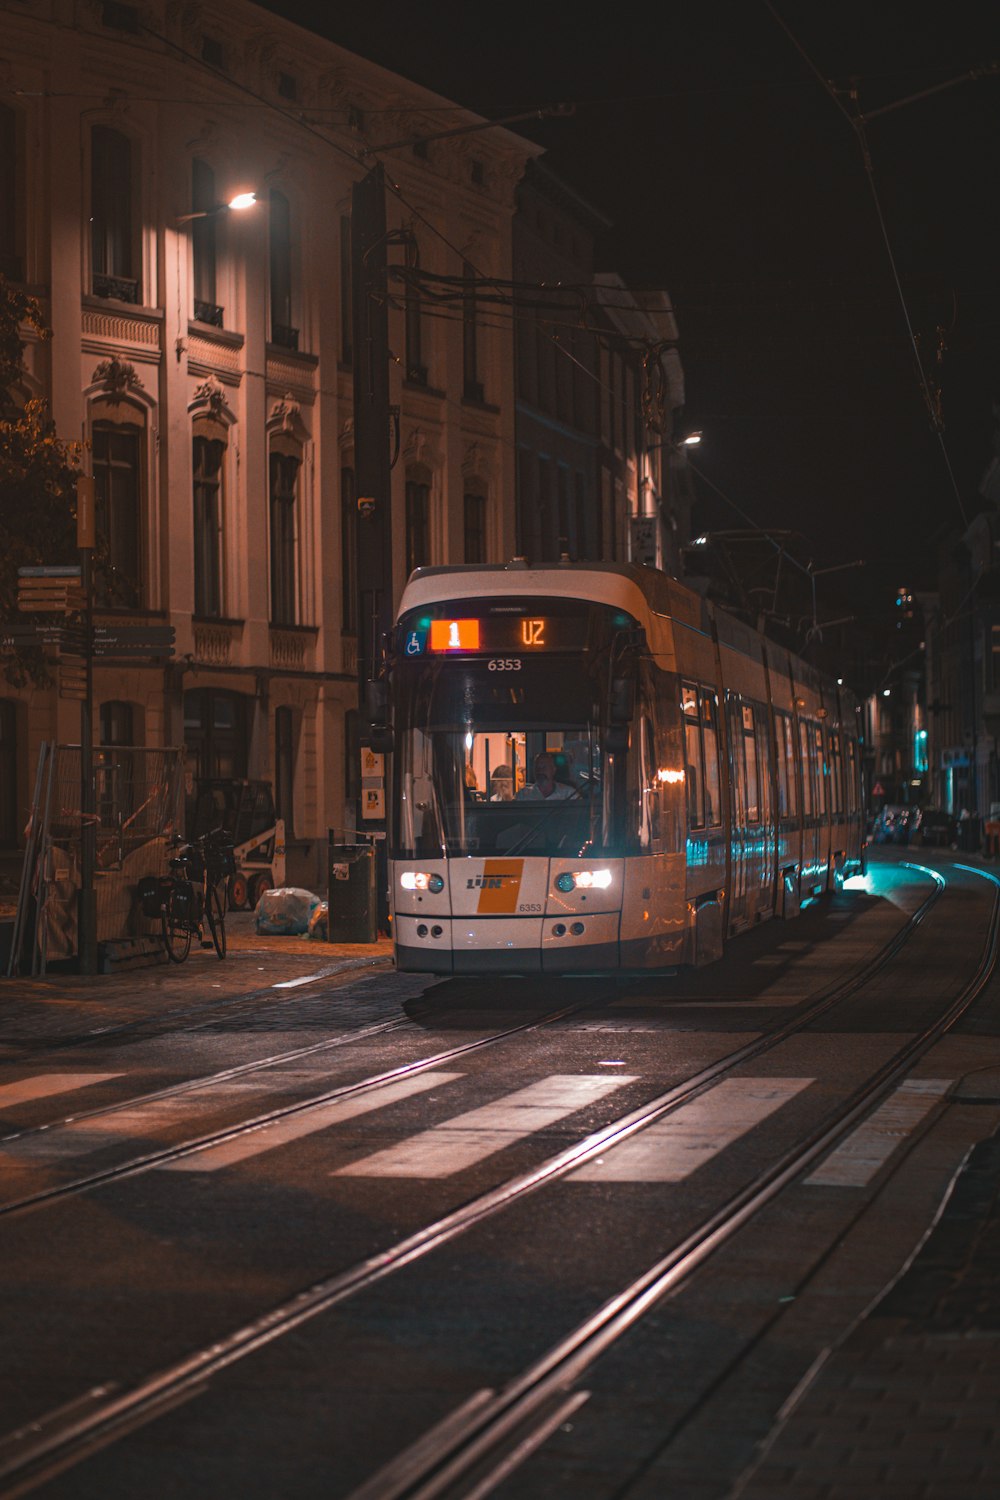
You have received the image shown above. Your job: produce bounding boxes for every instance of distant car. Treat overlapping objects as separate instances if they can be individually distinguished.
[872,805,915,845]
[918,808,956,848]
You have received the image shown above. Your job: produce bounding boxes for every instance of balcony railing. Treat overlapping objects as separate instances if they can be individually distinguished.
[193,299,224,328]
[93,273,140,304]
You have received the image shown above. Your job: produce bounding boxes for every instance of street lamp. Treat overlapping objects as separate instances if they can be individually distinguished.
[174,192,258,227]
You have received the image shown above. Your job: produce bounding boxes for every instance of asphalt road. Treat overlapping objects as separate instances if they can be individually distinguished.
[1,852,999,1500]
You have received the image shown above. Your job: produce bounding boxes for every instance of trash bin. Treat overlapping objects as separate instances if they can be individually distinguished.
[327,840,377,943]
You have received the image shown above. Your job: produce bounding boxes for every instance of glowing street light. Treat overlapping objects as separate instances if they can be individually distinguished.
[175,192,258,227]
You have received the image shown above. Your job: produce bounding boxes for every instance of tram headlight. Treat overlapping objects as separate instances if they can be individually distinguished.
[400,871,445,893]
[556,869,613,893]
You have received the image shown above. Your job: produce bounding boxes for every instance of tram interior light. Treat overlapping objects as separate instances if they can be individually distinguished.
[400,872,444,893]
[657,768,685,784]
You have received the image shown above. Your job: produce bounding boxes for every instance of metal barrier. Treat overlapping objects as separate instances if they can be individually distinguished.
[8,743,184,974]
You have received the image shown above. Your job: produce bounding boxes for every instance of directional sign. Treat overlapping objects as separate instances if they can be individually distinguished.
[58,662,87,701]
[17,578,86,614]
[17,565,82,578]
[93,627,175,644]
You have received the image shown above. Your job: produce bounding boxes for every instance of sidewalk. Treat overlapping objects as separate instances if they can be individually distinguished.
[0,910,395,1047]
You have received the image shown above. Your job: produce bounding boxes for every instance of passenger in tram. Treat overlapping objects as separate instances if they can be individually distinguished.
[516,751,577,802]
[489,764,514,800]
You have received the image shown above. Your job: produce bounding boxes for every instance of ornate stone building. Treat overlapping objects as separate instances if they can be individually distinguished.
[0,0,535,882]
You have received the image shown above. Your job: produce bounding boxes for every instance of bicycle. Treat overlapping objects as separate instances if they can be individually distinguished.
[138,828,235,963]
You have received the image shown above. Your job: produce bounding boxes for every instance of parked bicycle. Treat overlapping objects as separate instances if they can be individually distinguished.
[138,828,236,963]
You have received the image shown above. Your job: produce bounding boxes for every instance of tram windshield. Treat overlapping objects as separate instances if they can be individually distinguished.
[392,597,636,859]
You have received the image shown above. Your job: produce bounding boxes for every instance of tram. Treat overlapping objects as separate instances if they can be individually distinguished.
[385,561,864,975]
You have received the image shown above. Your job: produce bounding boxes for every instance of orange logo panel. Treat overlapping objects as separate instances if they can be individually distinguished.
[476,859,524,914]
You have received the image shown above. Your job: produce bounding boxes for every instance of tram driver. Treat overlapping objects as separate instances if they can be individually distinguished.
[516,751,577,802]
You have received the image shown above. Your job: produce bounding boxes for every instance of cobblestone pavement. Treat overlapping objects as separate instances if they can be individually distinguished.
[0,911,396,1047]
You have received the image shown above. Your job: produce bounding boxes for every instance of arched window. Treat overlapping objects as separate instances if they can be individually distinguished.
[193,434,225,617]
[269,450,299,625]
[405,477,430,576]
[91,125,137,302]
[92,421,142,607]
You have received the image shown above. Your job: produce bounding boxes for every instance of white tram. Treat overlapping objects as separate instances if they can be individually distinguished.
[387,562,865,975]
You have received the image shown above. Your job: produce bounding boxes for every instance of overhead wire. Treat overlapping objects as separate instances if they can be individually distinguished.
[762,0,971,527]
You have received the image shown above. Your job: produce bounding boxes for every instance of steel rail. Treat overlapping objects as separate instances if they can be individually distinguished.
[0,992,611,1219]
[0,867,941,1218]
[0,866,951,1492]
[0,1013,411,1145]
[348,861,1000,1500]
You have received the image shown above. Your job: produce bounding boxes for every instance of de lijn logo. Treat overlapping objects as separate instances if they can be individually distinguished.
[468,860,524,915]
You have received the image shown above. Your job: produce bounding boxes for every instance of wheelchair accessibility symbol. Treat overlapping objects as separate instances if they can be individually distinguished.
[405,630,426,656]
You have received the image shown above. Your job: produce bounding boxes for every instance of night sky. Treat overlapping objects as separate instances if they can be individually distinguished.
[259,0,1000,630]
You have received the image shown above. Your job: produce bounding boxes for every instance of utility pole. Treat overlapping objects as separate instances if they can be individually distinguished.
[351,164,393,930]
[76,473,98,975]
[351,163,394,711]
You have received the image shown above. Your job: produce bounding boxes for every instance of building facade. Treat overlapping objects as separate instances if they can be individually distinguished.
[512,160,689,573]
[0,0,535,883]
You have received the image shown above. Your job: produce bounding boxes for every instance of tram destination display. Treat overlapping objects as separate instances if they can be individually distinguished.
[399,607,612,658]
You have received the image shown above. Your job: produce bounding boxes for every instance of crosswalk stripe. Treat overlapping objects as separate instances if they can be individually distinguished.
[334,1075,638,1179]
[803,1078,952,1187]
[570,1077,814,1182]
[0,1073,122,1109]
[163,1072,464,1173]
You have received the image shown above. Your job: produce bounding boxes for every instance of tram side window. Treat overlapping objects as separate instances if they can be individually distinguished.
[682,681,704,828]
[701,688,722,827]
[742,703,760,823]
[829,733,843,815]
[755,708,772,822]
[799,720,814,816]
[814,726,828,816]
[728,699,747,827]
[775,711,797,817]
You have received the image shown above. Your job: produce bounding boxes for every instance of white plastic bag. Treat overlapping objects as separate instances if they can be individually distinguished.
[254,887,321,935]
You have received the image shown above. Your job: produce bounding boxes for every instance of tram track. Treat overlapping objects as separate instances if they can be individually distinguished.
[0,864,940,1218]
[0,861,972,1495]
[348,859,1000,1500]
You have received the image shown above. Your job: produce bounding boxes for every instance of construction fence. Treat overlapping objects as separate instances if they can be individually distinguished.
[7,743,184,975]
